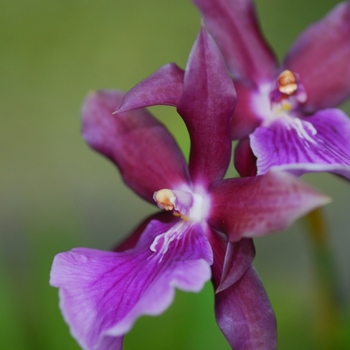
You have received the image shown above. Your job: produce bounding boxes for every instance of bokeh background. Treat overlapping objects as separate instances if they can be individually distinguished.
[1,0,350,349]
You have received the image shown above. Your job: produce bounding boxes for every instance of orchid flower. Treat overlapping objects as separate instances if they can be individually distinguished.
[189,0,350,178]
[122,0,350,178]
[50,27,329,350]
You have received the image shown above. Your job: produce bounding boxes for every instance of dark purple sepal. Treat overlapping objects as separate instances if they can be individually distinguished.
[215,265,277,350]
[208,171,331,241]
[205,225,227,290]
[217,238,255,292]
[284,2,350,112]
[50,220,212,350]
[251,109,350,179]
[117,63,184,113]
[192,0,277,84]
[234,137,257,177]
[177,26,236,187]
[205,227,255,295]
[82,90,190,203]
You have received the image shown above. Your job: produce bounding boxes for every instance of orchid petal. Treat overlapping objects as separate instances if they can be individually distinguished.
[215,266,277,350]
[82,90,190,203]
[251,109,350,179]
[208,171,331,240]
[50,220,212,350]
[192,0,277,84]
[234,137,257,177]
[117,63,184,113]
[177,26,236,186]
[284,2,350,112]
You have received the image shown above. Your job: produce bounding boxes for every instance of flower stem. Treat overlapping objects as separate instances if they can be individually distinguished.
[304,208,342,349]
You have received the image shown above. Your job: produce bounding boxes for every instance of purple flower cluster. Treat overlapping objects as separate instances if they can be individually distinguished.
[50,1,350,349]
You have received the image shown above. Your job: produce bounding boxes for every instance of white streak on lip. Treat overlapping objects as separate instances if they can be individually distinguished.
[251,82,317,144]
[282,117,317,144]
[149,221,186,262]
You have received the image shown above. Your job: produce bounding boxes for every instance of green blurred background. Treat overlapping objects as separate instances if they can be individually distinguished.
[1,0,349,349]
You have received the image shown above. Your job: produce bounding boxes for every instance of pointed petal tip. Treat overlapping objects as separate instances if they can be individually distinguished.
[178,23,235,185]
[192,0,277,83]
[268,169,332,211]
[116,63,184,114]
[209,170,331,240]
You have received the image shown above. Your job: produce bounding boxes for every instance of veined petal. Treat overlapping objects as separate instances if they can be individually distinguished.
[208,171,331,240]
[177,26,236,186]
[117,63,184,113]
[251,109,350,179]
[192,0,277,84]
[50,220,212,350]
[284,2,350,112]
[82,90,190,203]
[215,266,277,350]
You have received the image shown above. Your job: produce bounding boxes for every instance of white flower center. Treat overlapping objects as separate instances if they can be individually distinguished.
[153,188,208,223]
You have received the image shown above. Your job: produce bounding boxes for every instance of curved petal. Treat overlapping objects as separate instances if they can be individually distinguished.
[192,0,277,84]
[208,171,331,241]
[50,220,212,350]
[217,238,255,293]
[215,266,277,350]
[177,26,236,187]
[234,137,257,177]
[82,90,191,203]
[250,109,350,179]
[283,2,350,112]
[117,63,184,113]
[205,227,255,293]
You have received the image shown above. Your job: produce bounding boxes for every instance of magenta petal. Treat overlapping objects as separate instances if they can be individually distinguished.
[192,0,277,84]
[82,90,190,203]
[117,63,184,113]
[284,2,350,111]
[215,266,277,350]
[208,171,330,241]
[50,220,212,350]
[177,26,236,186]
[251,109,350,179]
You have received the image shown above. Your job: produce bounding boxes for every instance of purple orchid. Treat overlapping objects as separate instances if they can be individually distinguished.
[191,0,350,178]
[50,28,329,350]
[121,0,350,178]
